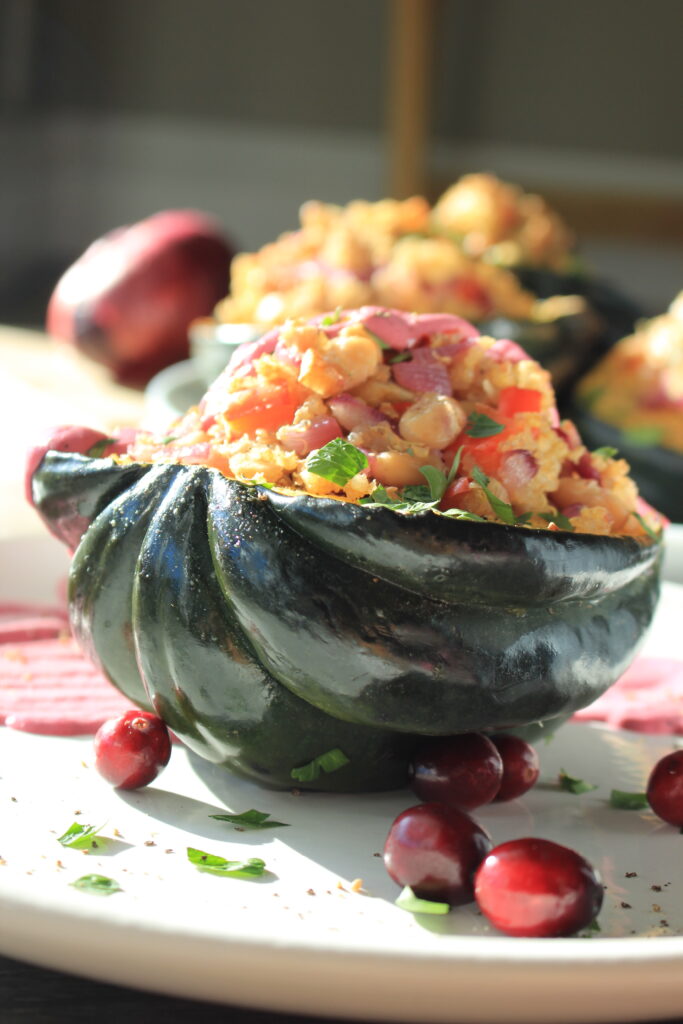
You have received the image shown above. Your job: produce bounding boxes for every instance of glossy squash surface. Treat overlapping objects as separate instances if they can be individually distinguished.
[30,449,662,791]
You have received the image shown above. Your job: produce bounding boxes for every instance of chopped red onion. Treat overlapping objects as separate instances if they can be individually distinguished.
[393,351,452,396]
[499,449,538,488]
[279,416,342,457]
[327,394,387,431]
[576,452,601,481]
[487,339,529,363]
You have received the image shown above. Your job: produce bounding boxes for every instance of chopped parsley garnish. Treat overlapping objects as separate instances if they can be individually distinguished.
[620,426,664,447]
[592,446,618,459]
[581,918,602,935]
[365,328,391,350]
[395,886,450,915]
[609,789,649,810]
[558,769,598,794]
[633,511,660,540]
[71,874,122,896]
[187,848,268,878]
[578,386,605,409]
[388,351,412,364]
[465,412,505,438]
[57,822,107,850]
[419,465,451,503]
[320,307,342,326]
[401,484,433,503]
[85,438,116,458]
[360,450,461,515]
[209,809,289,830]
[290,747,350,783]
[471,467,524,526]
[359,488,437,515]
[539,512,575,532]
[159,434,178,445]
[441,508,487,522]
[305,438,369,486]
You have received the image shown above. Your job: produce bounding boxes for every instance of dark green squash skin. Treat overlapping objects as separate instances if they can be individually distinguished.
[511,268,645,351]
[571,407,683,523]
[31,451,662,791]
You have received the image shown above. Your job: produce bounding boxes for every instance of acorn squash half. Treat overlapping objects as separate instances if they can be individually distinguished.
[571,406,683,523]
[29,445,662,791]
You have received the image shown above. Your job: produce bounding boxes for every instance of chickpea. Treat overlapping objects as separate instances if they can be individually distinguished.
[324,329,382,390]
[398,394,466,449]
[372,450,441,489]
[551,478,630,531]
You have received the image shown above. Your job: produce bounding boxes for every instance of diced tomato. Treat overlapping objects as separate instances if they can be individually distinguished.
[451,277,492,314]
[439,476,472,512]
[222,383,301,436]
[444,404,516,478]
[497,387,542,418]
[206,449,233,475]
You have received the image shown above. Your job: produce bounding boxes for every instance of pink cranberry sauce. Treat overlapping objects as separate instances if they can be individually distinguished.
[0,600,135,735]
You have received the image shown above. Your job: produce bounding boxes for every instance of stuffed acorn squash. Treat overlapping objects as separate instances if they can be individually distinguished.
[573,292,683,521]
[432,172,643,351]
[29,307,663,791]
[212,194,599,393]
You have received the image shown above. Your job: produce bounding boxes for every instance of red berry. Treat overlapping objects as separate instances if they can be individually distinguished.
[408,733,503,810]
[474,838,603,937]
[384,802,492,906]
[646,749,683,826]
[490,734,540,802]
[94,710,171,790]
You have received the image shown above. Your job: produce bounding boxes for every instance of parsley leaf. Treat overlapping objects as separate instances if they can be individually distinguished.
[558,769,598,794]
[446,446,463,485]
[539,512,575,532]
[86,438,116,458]
[305,439,368,486]
[592,446,618,459]
[609,789,649,810]
[420,465,450,502]
[57,822,107,850]
[187,848,268,878]
[396,886,450,915]
[209,809,289,830]
[364,328,391,350]
[470,467,518,525]
[441,508,486,521]
[290,747,350,783]
[388,351,412,364]
[71,874,122,896]
[401,484,433,502]
[465,412,505,438]
[578,386,605,408]
[320,307,342,326]
[633,511,660,540]
[621,426,664,447]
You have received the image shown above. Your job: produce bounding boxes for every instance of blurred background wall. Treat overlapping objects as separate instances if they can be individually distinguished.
[1,0,682,324]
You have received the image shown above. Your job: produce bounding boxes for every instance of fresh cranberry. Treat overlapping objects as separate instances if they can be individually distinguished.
[383,802,492,905]
[408,733,503,810]
[94,710,171,790]
[646,749,683,826]
[474,838,603,937]
[489,734,540,802]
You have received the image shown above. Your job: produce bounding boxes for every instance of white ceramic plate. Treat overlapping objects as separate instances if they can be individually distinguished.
[1,534,683,1024]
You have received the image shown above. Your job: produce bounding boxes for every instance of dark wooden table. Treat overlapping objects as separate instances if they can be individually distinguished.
[1,952,351,1023]
[3,953,683,1024]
